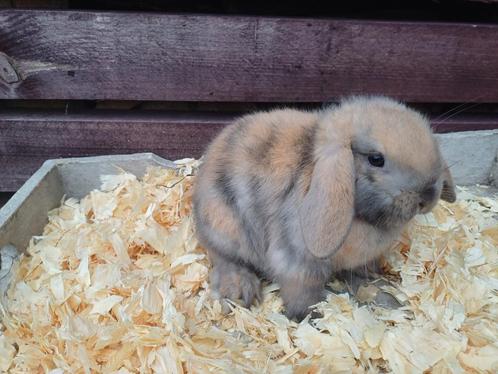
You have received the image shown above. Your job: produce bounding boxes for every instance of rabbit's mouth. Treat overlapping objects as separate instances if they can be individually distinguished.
[355,189,419,230]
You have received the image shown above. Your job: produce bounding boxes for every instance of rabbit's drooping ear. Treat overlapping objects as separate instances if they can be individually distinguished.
[440,161,457,203]
[299,145,355,258]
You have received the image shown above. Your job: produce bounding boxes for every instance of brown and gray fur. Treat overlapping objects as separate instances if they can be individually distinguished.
[192,96,456,321]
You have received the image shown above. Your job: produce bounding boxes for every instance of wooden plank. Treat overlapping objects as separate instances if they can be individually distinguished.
[431,114,498,133]
[1,10,498,102]
[0,111,232,191]
[1,110,498,191]
[0,156,42,192]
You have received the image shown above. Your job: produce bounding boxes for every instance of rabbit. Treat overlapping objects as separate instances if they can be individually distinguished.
[192,96,456,321]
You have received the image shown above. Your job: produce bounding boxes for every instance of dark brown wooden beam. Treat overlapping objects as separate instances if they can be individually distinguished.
[0,110,233,191]
[1,10,498,102]
[1,110,498,191]
[431,114,498,133]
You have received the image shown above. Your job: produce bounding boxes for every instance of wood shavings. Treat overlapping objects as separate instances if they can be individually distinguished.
[0,163,497,373]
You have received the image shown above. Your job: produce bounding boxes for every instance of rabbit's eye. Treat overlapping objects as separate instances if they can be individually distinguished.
[368,154,385,167]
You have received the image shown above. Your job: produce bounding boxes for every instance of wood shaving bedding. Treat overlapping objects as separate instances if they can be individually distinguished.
[0,159,497,373]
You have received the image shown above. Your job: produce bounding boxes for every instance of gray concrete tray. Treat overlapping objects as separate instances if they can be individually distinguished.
[0,153,176,295]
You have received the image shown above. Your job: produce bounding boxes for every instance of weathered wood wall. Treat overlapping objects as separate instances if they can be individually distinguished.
[1,4,498,193]
[1,11,498,102]
[1,110,497,191]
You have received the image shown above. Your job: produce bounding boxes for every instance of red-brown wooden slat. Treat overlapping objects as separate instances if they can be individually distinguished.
[1,10,498,102]
[431,114,498,133]
[0,111,232,191]
[1,110,498,191]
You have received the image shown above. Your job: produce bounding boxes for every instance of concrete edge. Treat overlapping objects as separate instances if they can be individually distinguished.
[48,152,175,167]
[436,130,498,186]
[0,161,56,230]
[0,153,177,250]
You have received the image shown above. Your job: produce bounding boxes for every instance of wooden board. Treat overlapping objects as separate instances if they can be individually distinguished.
[431,114,498,133]
[0,111,232,191]
[1,110,498,191]
[1,10,498,102]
